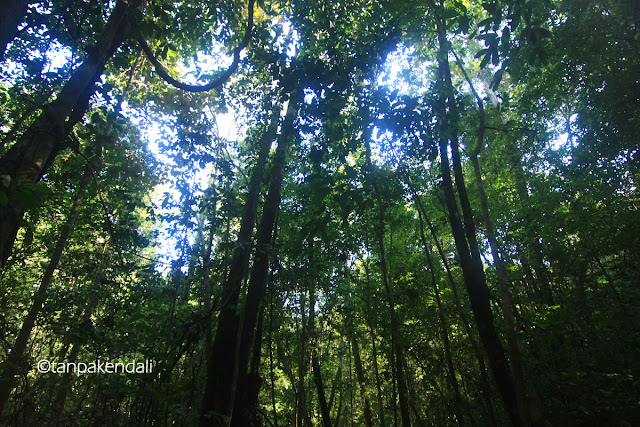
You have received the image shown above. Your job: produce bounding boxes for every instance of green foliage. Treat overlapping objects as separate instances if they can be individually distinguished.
[0,0,638,425]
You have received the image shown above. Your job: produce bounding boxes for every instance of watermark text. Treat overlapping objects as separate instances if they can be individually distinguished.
[37,359,154,376]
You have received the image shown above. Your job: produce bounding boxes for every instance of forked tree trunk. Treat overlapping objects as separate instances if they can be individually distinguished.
[233,89,299,426]
[431,14,520,425]
[200,94,283,425]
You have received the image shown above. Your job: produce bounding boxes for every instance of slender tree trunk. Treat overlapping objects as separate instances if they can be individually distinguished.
[470,155,544,426]
[363,261,386,427]
[346,312,373,427]
[197,159,219,352]
[364,135,411,426]
[508,141,554,305]
[200,93,283,426]
[231,88,299,426]
[424,196,496,423]
[52,242,105,417]
[269,291,279,427]
[0,0,135,269]
[309,277,332,427]
[246,305,265,426]
[415,201,461,404]
[0,166,92,415]
[452,49,545,427]
[296,293,308,427]
[327,340,344,414]
[431,14,520,425]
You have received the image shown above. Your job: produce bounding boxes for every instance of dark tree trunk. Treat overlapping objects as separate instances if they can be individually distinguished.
[363,261,386,427]
[0,0,34,61]
[432,22,520,425]
[0,0,134,269]
[364,136,411,427]
[200,94,283,426]
[201,87,298,426]
[0,165,92,415]
[347,312,373,427]
[233,89,299,426]
[427,193,496,423]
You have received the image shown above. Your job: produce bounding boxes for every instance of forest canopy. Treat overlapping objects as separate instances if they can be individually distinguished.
[0,0,638,425]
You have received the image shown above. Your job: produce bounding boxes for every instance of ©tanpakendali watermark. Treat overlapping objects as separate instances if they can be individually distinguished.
[37,359,154,376]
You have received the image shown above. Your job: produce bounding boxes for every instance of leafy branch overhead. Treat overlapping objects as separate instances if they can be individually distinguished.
[138,0,256,92]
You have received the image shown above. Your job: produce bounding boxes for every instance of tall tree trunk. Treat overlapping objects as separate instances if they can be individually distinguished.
[428,192,496,423]
[52,240,109,419]
[0,166,92,415]
[308,268,332,427]
[327,340,344,415]
[202,86,298,426]
[296,292,309,427]
[200,93,283,425]
[232,89,299,426]
[415,201,461,405]
[346,311,373,427]
[197,157,219,353]
[431,13,520,425]
[268,291,279,427]
[508,140,554,305]
[363,135,411,426]
[363,260,386,427]
[452,50,545,427]
[0,0,135,269]
[246,305,265,426]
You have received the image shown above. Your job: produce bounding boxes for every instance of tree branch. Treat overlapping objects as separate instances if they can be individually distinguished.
[138,0,255,93]
[451,47,485,158]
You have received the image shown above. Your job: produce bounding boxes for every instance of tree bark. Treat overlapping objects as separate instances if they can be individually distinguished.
[430,12,520,425]
[346,312,373,427]
[201,86,297,426]
[0,165,92,415]
[0,0,134,269]
[363,135,411,426]
[0,0,35,61]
